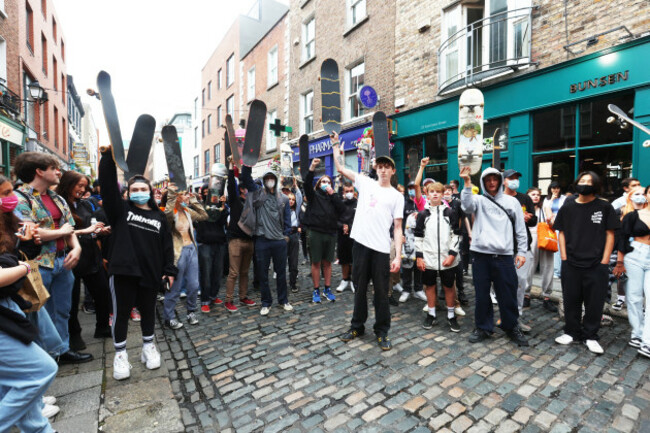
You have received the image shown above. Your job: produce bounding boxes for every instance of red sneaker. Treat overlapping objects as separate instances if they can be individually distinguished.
[240,298,256,307]
[212,298,223,305]
[130,308,141,322]
[200,305,210,313]
[224,302,238,312]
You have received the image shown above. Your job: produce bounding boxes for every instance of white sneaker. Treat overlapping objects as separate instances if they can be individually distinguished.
[585,339,604,354]
[113,351,132,380]
[336,280,349,292]
[349,282,355,293]
[399,291,410,303]
[423,304,428,312]
[43,395,56,405]
[261,306,270,316]
[141,344,161,370]
[490,291,498,305]
[393,283,404,293]
[454,306,466,317]
[42,403,60,418]
[414,290,427,302]
[555,334,574,345]
[273,272,277,279]
[283,303,294,312]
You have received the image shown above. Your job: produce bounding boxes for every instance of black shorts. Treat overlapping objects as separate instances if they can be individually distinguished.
[422,268,456,287]
[338,234,354,265]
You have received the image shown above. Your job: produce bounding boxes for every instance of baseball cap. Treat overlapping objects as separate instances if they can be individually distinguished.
[503,169,522,179]
[375,155,395,168]
[422,178,434,186]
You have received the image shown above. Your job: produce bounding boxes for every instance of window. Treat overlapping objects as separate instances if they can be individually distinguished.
[42,101,49,139]
[214,144,221,163]
[24,74,37,131]
[300,91,313,134]
[52,56,57,90]
[346,62,365,120]
[0,38,6,84]
[441,5,460,86]
[207,114,212,134]
[61,40,65,61]
[202,88,205,106]
[194,127,198,149]
[226,54,234,87]
[193,156,199,178]
[247,66,255,101]
[216,106,222,127]
[26,3,34,51]
[62,117,66,154]
[61,73,65,102]
[217,68,222,89]
[194,97,198,119]
[268,46,278,86]
[266,110,277,152]
[41,34,47,74]
[53,106,59,148]
[207,81,212,100]
[226,96,234,118]
[202,119,205,138]
[204,149,210,174]
[52,18,57,44]
[302,18,315,61]
[347,0,366,27]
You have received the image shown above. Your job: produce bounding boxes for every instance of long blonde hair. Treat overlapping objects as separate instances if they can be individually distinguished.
[622,186,647,218]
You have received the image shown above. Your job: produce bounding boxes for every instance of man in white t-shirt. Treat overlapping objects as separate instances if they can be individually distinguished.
[332,132,404,351]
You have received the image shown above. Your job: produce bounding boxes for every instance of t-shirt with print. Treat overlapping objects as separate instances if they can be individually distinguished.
[350,174,404,254]
[41,194,65,251]
[553,198,619,268]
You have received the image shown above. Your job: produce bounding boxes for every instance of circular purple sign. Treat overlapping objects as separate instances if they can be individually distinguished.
[358,85,378,109]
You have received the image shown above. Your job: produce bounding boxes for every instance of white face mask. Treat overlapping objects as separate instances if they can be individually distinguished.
[345,192,354,200]
[631,195,647,205]
[265,179,276,189]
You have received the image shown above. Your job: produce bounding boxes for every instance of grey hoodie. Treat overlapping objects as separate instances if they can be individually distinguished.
[460,167,527,256]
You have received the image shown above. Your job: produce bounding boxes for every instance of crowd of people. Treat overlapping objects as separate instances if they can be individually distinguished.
[2,141,649,432]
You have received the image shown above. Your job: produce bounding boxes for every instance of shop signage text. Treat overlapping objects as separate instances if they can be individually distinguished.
[0,119,24,146]
[569,70,629,93]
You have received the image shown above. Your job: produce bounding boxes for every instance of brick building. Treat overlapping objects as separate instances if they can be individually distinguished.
[18,0,69,166]
[286,0,396,178]
[200,0,288,179]
[391,0,650,194]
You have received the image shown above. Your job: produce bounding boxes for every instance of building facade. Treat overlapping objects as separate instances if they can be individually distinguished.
[67,75,88,175]
[391,0,650,196]
[80,102,98,177]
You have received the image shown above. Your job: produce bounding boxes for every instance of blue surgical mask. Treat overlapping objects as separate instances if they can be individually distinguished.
[320,183,329,192]
[408,189,415,198]
[508,179,520,191]
[631,195,647,204]
[180,202,188,208]
[130,192,150,205]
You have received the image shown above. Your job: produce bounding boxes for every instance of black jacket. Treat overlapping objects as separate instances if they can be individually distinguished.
[226,169,252,240]
[301,171,346,235]
[195,199,229,244]
[514,192,538,250]
[98,152,177,288]
[73,199,109,277]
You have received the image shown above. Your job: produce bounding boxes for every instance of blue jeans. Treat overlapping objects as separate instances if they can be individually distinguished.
[39,256,75,353]
[28,308,66,357]
[624,241,650,344]
[0,299,58,433]
[199,243,226,305]
[471,252,519,333]
[164,244,200,320]
[255,237,288,307]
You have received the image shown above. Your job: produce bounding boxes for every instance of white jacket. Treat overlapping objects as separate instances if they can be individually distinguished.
[414,204,460,270]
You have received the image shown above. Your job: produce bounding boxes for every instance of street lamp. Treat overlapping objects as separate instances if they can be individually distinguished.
[27,80,44,102]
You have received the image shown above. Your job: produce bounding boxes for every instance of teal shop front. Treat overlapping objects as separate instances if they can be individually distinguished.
[391,36,650,199]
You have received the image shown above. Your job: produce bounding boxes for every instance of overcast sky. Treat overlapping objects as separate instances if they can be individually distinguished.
[55,0,286,144]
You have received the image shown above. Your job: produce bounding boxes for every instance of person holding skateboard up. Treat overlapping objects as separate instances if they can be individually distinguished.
[333,132,404,351]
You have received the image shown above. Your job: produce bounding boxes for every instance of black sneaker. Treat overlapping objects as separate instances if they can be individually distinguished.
[291,285,298,293]
[422,314,437,329]
[543,299,558,313]
[377,335,392,351]
[339,329,364,342]
[388,294,399,306]
[506,326,529,347]
[469,328,490,343]
[448,317,460,333]
[523,296,531,308]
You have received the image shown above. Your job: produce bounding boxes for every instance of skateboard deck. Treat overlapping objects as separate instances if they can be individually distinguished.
[372,111,390,158]
[126,114,155,180]
[242,100,267,167]
[97,71,129,173]
[320,59,341,136]
[298,134,310,179]
[225,114,241,168]
[491,128,501,169]
[458,88,484,174]
[608,104,650,147]
[161,125,187,191]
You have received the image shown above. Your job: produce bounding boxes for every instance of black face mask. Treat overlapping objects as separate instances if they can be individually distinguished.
[575,184,596,196]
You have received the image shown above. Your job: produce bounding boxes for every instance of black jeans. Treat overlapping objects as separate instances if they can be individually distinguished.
[350,242,391,337]
[471,252,519,333]
[199,243,227,304]
[255,237,289,307]
[402,266,422,293]
[561,261,608,341]
[69,266,112,335]
[287,232,300,288]
[110,275,157,349]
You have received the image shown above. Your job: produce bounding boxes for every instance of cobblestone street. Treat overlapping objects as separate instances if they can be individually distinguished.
[146,262,650,433]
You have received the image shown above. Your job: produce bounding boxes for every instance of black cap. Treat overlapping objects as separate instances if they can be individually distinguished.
[549,181,560,188]
[503,169,522,179]
[407,181,415,188]
[375,155,395,168]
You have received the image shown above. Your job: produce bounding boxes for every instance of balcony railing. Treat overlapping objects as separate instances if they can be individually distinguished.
[437,6,538,94]
[0,82,22,117]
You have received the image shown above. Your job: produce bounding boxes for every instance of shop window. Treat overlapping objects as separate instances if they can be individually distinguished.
[578,145,632,201]
[403,136,423,184]
[579,93,634,147]
[533,104,576,152]
[424,164,448,184]
[424,131,447,164]
[533,153,575,196]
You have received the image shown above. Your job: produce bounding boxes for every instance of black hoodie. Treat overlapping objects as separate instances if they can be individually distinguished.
[301,170,346,235]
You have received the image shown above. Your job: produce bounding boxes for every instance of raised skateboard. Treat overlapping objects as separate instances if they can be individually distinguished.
[458,88,484,174]
[320,59,341,136]
[161,125,187,192]
[126,114,156,180]
[97,71,129,173]
[298,134,310,179]
[491,128,501,169]
[608,104,650,147]
[225,114,241,168]
[372,111,390,159]
[242,100,267,167]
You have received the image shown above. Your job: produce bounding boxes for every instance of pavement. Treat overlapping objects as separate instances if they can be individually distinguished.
[37,261,650,433]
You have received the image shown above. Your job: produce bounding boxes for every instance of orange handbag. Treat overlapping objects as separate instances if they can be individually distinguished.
[537,210,558,252]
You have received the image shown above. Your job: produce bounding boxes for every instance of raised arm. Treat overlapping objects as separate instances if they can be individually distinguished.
[240,165,259,192]
[98,148,124,225]
[414,157,429,202]
[331,132,356,182]
[459,166,477,215]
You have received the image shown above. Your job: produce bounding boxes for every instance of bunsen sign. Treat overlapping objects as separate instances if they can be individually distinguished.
[570,70,629,93]
[293,124,368,161]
